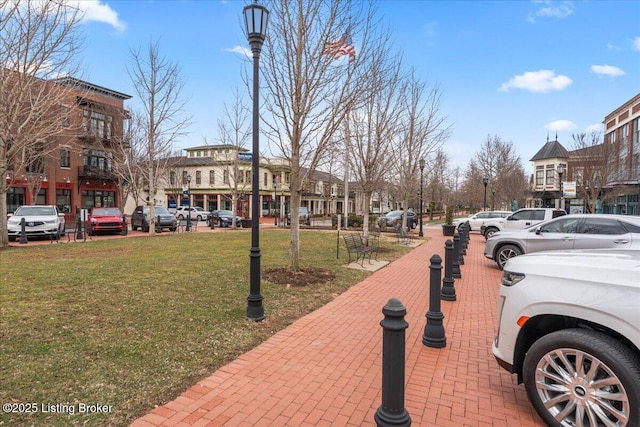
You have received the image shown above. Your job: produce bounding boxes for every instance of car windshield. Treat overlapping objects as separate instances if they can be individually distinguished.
[92,208,122,216]
[387,211,403,217]
[143,206,171,215]
[218,210,233,216]
[14,206,56,216]
[194,207,206,212]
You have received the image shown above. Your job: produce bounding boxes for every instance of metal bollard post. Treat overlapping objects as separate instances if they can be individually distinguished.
[375,298,411,427]
[19,217,28,244]
[423,255,446,348]
[452,233,461,278]
[456,231,465,266]
[441,240,457,301]
[209,215,215,230]
[76,217,83,240]
[121,215,128,236]
[156,215,162,233]
[460,223,468,255]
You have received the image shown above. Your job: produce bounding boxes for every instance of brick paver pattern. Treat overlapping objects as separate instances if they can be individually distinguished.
[132,227,545,426]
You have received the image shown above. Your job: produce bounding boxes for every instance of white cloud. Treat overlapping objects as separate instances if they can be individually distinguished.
[585,123,603,133]
[633,37,640,51]
[71,1,125,31]
[226,45,251,59]
[590,64,625,77]
[545,120,577,132]
[499,70,572,93]
[606,42,622,51]
[527,1,574,23]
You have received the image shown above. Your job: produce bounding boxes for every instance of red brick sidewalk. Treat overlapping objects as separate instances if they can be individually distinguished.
[132,227,545,426]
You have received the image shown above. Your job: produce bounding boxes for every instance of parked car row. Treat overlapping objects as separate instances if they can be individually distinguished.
[487,212,640,426]
[484,213,640,269]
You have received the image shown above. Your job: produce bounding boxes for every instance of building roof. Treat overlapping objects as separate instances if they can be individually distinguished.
[53,77,131,100]
[529,139,569,161]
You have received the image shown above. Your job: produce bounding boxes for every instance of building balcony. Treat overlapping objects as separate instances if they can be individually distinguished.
[78,165,117,181]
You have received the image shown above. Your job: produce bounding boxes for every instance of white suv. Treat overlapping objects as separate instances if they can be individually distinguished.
[493,249,640,426]
[174,206,209,221]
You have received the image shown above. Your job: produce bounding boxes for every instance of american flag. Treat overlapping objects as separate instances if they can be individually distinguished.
[323,27,356,63]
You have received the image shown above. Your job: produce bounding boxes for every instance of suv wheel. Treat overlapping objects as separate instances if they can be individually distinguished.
[523,329,640,427]
[484,226,499,240]
[496,245,521,270]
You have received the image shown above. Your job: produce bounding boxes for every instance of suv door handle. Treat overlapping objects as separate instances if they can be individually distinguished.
[614,240,629,244]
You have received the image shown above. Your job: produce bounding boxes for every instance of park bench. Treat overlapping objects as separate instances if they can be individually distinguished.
[343,233,375,266]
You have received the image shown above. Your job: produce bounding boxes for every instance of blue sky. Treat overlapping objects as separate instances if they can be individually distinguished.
[74,0,639,174]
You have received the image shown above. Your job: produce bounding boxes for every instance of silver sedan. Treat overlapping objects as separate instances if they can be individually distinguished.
[484,214,640,269]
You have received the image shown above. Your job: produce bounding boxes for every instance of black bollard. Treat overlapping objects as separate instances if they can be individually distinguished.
[156,215,162,233]
[460,223,468,255]
[75,217,83,241]
[441,240,457,301]
[452,233,461,278]
[19,217,28,244]
[121,215,128,236]
[209,214,215,230]
[456,231,465,266]
[423,254,446,348]
[375,298,411,427]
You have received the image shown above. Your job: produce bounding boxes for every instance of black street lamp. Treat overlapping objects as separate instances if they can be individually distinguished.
[419,158,425,237]
[482,177,488,211]
[186,174,192,232]
[557,164,564,211]
[491,188,496,210]
[244,0,269,321]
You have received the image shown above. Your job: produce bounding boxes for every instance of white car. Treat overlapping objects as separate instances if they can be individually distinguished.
[174,206,209,221]
[484,214,640,269]
[7,205,66,240]
[493,249,640,427]
[452,210,511,232]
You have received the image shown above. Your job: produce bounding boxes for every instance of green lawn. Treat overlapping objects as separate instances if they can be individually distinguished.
[0,229,412,426]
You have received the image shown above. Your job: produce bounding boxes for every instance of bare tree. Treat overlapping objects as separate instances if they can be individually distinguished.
[0,0,84,247]
[569,130,611,213]
[126,40,191,235]
[392,74,450,230]
[211,87,251,228]
[346,47,403,239]
[260,0,379,271]
[461,135,528,211]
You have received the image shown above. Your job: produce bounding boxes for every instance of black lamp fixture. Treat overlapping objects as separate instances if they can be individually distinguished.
[244,0,269,321]
[557,164,565,211]
[419,158,425,237]
[482,177,489,211]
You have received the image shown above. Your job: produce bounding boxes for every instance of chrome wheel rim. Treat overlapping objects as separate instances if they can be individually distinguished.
[535,348,629,427]
[498,248,518,268]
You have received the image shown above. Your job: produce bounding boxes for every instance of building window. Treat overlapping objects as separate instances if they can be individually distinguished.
[60,147,70,168]
[209,170,215,185]
[7,187,25,213]
[545,166,554,185]
[196,171,201,185]
[56,189,71,213]
[182,171,188,185]
[263,172,267,187]
[236,167,243,183]
[536,169,544,186]
[223,170,229,184]
[170,171,176,186]
[60,105,70,128]
[83,149,112,172]
[83,110,112,140]
[245,170,251,184]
